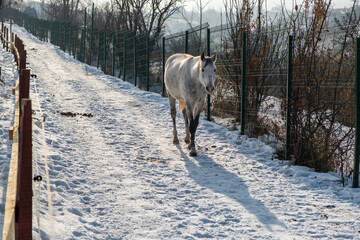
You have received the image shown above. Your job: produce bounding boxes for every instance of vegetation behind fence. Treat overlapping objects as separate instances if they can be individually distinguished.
[1,5,360,186]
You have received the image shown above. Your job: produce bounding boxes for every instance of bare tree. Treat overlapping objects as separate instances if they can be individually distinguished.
[112,0,183,36]
[214,0,287,134]
[41,0,88,22]
[0,0,22,11]
[280,0,360,177]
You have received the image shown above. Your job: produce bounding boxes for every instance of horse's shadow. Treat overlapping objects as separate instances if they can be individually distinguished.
[176,145,287,232]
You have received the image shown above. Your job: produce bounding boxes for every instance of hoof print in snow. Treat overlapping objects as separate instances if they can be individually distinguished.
[144,157,167,164]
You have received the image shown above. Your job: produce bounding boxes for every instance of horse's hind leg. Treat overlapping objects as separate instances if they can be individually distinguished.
[182,107,190,144]
[169,95,179,144]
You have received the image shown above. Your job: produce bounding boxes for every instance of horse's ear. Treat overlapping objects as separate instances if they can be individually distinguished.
[201,52,205,61]
[212,53,217,63]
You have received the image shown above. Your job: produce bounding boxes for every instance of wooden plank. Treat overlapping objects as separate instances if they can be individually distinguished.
[3,127,19,240]
[3,78,20,240]
[12,78,19,96]
[9,127,14,141]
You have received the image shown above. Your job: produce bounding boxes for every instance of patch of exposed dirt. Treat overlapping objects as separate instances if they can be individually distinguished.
[57,111,93,118]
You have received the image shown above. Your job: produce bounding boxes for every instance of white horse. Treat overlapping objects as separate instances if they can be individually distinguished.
[165,52,217,156]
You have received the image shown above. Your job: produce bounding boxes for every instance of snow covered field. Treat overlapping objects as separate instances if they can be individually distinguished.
[2,24,360,239]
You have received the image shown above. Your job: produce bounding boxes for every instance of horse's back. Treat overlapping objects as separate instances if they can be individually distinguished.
[165,53,195,100]
[166,53,193,66]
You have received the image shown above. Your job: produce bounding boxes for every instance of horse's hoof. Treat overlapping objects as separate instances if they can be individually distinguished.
[184,138,190,144]
[189,149,198,157]
[173,138,180,144]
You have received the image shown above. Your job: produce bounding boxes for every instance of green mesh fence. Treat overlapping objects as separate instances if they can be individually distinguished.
[2,7,360,179]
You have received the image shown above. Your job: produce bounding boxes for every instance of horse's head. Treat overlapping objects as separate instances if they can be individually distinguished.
[199,52,217,94]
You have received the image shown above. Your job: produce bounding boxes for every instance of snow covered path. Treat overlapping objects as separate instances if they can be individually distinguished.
[4,25,360,239]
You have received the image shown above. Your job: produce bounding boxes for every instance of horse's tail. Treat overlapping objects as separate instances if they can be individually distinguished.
[179,101,185,114]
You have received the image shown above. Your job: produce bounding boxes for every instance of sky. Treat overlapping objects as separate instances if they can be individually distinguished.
[184,0,356,12]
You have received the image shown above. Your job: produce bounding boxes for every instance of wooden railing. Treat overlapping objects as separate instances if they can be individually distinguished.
[1,22,33,240]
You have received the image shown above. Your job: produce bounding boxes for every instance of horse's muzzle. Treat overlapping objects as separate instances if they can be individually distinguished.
[206,86,215,94]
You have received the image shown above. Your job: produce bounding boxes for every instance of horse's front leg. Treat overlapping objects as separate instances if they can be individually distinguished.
[187,112,200,156]
[169,95,179,144]
[182,107,190,144]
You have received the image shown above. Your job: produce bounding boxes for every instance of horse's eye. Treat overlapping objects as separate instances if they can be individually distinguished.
[214,69,216,72]
[202,69,204,72]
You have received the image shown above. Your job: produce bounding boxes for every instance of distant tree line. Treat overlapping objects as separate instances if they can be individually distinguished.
[40,0,183,36]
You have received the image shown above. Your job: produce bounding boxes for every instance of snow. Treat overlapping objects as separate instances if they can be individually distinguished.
[0,40,18,232]
[1,24,360,239]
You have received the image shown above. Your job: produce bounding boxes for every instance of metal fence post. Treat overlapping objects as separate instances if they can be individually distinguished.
[134,35,137,86]
[74,27,78,59]
[185,31,188,54]
[80,28,85,61]
[83,7,87,62]
[89,3,94,65]
[104,32,107,72]
[146,34,150,91]
[206,28,211,121]
[353,37,360,188]
[112,33,115,76]
[286,35,293,161]
[123,34,127,81]
[97,30,102,69]
[162,37,166,96]
[6,27,8,51]
[240,31,246,135]
[67,23,71,54]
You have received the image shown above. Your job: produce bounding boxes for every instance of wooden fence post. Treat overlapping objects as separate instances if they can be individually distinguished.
[19,69,30,118]
[15,98,32,240]
[14,36,18,65]
[20,50,26,73]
